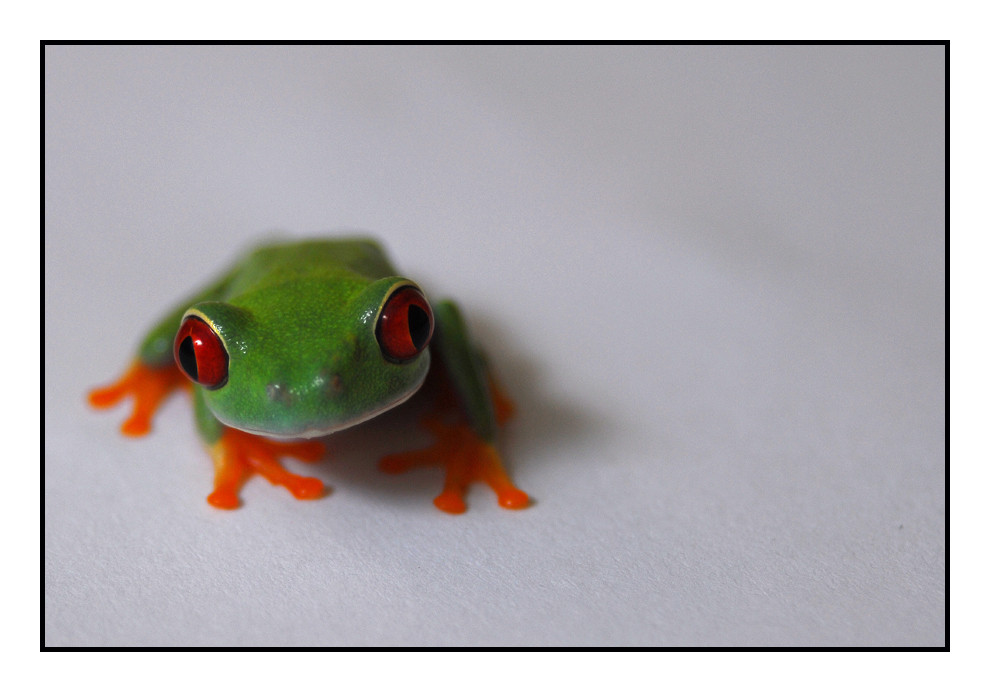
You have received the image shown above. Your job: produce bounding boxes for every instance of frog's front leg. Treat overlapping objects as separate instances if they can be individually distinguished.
[380,413,528,514]
[379,300,529,514]
[206,429,326,509]
[194,390,326,509]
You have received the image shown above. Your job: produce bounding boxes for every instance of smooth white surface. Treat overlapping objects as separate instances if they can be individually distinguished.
[44,45,944,647]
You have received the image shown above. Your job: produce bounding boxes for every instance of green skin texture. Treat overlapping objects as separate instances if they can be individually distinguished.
[136,238,497,444]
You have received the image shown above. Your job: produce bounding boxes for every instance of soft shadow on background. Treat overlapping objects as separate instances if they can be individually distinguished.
[45,45,944,646]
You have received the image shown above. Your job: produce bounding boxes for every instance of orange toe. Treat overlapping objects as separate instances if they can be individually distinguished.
[89,361,188,436]
[381,419,527,514]
[208,428,327,508]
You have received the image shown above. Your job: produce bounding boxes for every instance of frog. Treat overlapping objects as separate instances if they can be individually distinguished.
[88,237,528,514]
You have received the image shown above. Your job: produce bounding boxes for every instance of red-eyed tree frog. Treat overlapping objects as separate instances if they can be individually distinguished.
[89,238,528,514]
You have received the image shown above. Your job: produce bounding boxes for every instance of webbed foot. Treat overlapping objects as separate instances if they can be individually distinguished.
[207,428,327,509]
[380,416,529,514]
[88,360,188,436]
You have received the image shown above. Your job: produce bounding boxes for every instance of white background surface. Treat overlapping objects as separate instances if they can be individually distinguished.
[44,45,944,647]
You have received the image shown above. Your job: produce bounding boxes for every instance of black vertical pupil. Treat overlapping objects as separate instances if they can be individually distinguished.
[407,304,430,350]
[178,336,199,381]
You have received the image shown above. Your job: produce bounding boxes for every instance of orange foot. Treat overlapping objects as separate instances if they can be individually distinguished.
[380,416,529,514]
[89,360,189,436]
[207,428,327,509]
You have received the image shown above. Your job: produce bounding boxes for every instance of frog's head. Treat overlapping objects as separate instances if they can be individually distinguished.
[173,276,433,438]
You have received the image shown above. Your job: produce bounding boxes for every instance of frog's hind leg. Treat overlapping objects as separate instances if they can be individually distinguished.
[88,360,189,436]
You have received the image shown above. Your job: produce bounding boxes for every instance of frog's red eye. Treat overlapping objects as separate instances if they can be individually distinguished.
[376,285,434,363]
[174,315,229,389]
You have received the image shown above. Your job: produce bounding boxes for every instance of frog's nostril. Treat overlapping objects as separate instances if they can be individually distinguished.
[318,369,345,397]
[266,382,293,404]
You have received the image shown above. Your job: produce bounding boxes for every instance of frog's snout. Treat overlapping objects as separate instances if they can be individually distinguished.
[324,372,345,396]
[265,381,296,405]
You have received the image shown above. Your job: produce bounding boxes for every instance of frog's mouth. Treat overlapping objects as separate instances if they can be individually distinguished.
[216,370,427,440]
[259,384,423,439]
